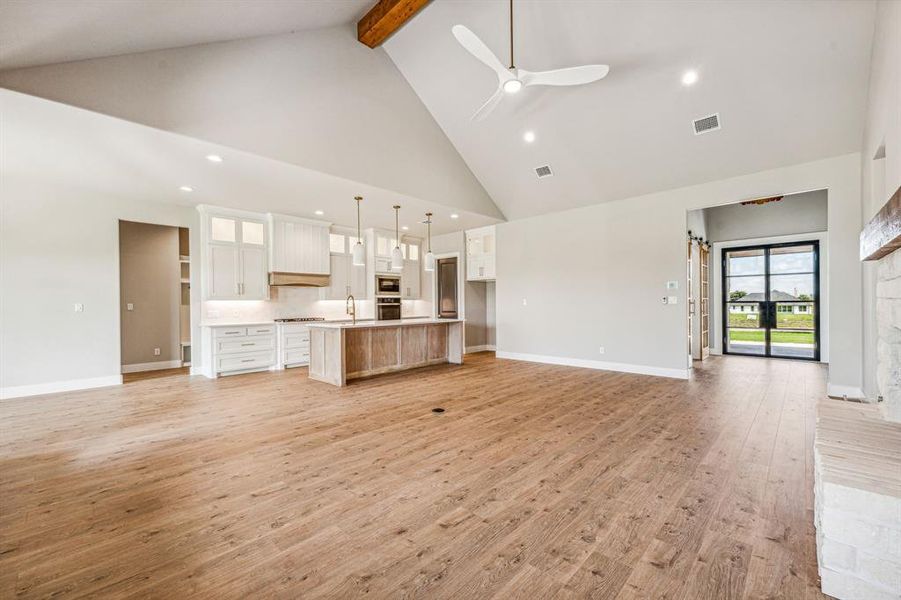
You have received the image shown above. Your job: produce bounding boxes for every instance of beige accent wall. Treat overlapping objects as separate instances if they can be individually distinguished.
[119,220,181,367]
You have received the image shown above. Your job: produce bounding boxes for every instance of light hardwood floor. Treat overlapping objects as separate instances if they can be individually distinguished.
[0,353,830,599]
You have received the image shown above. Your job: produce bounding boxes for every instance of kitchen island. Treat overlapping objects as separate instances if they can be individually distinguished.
[307,319,464,386]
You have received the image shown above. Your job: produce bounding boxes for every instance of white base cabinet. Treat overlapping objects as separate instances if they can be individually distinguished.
[277,322,311,368]
[203,324,276,377]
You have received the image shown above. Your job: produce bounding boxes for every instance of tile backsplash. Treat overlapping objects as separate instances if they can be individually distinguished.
[202,286,431,323]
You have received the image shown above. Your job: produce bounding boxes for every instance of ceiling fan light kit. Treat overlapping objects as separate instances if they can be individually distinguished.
[452,0,610,121]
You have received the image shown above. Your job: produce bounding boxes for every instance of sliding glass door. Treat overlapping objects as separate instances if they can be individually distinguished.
[722,241,819,360]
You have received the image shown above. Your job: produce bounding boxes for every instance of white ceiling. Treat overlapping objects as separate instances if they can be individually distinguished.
[0,0,371,70]
[384,0,876,220]
[1,89,500,236]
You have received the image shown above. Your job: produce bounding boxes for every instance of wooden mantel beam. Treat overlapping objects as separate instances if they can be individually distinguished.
[861,185,901,261]
[357,0,430,48]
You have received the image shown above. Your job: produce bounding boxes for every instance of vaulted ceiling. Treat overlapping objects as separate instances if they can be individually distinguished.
[0,0,879,223]
[384,0,876,219]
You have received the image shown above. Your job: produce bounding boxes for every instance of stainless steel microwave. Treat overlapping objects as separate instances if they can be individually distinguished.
[375,274,401,296]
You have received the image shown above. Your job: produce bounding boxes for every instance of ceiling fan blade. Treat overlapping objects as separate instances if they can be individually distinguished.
[521,65,610,87]
[471,87,504,121]
[452,25,514,82]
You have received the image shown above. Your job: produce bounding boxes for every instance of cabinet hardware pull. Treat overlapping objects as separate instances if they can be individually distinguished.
[241,343,254,346]
[241,358,254,363]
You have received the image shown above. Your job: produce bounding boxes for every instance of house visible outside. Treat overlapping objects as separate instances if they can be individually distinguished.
[727,289,815,349]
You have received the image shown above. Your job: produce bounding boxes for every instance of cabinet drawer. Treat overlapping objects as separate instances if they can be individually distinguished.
[247,325,275,336]
[217,335,275,354]
[285,349,310,365]
[284,332,310,348]
[217,350,274,372]
[214,327,248,338]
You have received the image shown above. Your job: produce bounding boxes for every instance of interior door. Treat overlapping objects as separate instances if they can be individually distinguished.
[723,241,819,360]
[700,244,710,359]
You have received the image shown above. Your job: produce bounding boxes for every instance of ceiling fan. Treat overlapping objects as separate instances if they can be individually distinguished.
[452,0,609,121]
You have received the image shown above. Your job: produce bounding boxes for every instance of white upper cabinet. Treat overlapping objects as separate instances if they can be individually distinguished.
[401,237,422,299]
[199,206,269,300]
[267,214,330,275]
[466,225,496,281]
[321,229,367,300]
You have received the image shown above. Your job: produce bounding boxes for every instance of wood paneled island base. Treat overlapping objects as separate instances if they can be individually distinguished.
[308,319,464,386]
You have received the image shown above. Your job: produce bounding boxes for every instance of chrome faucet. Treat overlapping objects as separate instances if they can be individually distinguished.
[346,294,356,325]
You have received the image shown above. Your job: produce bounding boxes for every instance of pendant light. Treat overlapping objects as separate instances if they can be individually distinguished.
[391,205,404,271]
[424,212,436,272]
[351,196,365,266]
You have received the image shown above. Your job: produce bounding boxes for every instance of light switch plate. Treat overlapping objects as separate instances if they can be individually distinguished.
[522,298,528,306]
[126,303,134,311]
[668,296,678,304]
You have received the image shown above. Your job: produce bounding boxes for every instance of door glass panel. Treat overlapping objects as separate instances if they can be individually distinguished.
[242,221,264,245]
[771,302,816,359]
[770,244,814,274]
[769,273,815,301]
[726,276,765,301]
[726,248,764,276]
[726,306,765,355]
[211,217,236,242]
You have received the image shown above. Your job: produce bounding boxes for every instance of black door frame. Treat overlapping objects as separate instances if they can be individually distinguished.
[721,240,820,361]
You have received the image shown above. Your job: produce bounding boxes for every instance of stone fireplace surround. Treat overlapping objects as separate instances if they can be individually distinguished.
[814,193,901,600]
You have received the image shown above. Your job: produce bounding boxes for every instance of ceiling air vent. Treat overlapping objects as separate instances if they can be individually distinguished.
[535,165,553,179]
[693,113,720,135]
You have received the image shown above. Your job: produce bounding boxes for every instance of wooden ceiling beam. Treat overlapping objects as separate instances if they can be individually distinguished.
[357,0,430,48]
[861,185,901,261]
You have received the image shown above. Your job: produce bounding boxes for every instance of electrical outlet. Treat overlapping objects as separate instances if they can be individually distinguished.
[126,303,134,311]
[599,346,605,355]
[74,303,84,312]
[153,348,161,356]
[668,296,678,305]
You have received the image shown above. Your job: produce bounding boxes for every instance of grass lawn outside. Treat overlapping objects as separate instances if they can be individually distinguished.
[728,311,814,329]
[728,329,814,345]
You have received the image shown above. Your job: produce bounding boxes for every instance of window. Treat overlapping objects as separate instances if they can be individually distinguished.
[329,233,346,254]
[211,217,236,243]
[241,221,264,245]
[409,244,419,261]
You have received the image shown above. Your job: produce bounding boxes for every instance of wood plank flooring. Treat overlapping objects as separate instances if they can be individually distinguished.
[0,353,832,599]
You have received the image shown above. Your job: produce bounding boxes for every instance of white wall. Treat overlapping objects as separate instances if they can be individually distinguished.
[496,153,862,392]
[0,25,503,221]
[0,179,200,398]
[704,189,828,242]
[861,0,901,400]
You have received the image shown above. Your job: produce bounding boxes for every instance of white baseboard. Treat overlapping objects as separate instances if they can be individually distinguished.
[465,344,497,354]
[495,351,690,380]
[121,360,183,374]
[826,383,866,400]
[1,375,122,400]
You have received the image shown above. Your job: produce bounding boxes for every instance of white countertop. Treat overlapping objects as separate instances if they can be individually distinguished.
[201,316,435,328]
[307,318,463,330]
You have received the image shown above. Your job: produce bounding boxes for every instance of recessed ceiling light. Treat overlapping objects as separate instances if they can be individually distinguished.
[206,154,223,163]
[681,70,699,86]
[450,213,459,219]
[402,226,409,231]
[314,210,324,216]
[179,186,194,192]
[523,131,536,143]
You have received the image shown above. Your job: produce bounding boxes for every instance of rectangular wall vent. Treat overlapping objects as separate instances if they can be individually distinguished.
[693,113,721,135]
[535,165,553,178]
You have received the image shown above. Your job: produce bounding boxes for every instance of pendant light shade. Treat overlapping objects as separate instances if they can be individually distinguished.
[352,196,365,266]
[391,205,404,271]
[424,212,435,272]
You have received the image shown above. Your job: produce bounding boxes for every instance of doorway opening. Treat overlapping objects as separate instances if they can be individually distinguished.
[722,241,820,360]
[119,221,191,381]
